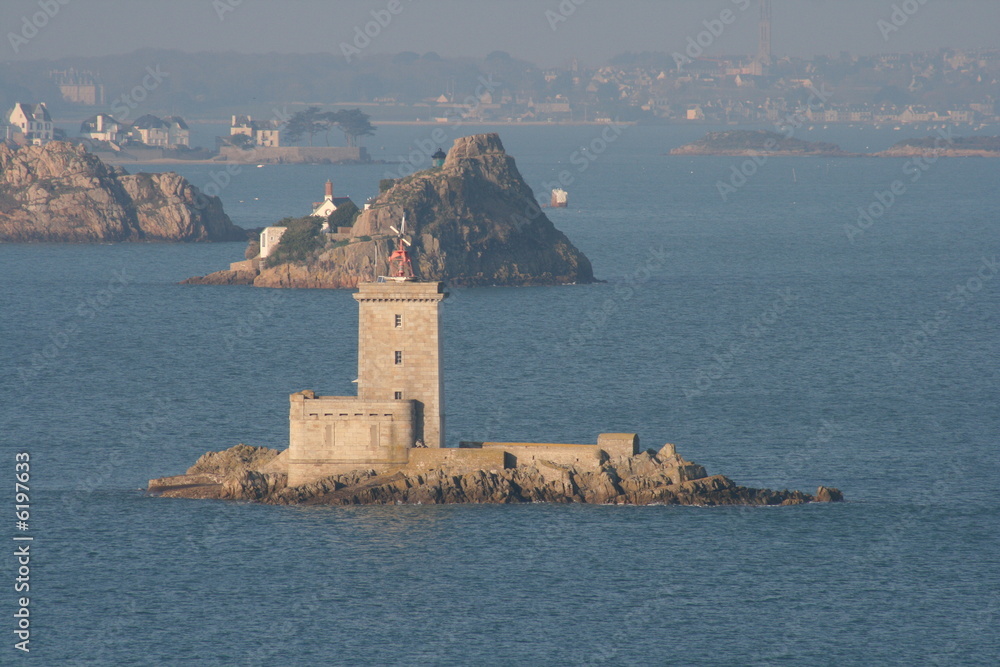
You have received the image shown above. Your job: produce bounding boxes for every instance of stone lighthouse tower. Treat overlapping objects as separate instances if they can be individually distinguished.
[285,219,447,486]
[354,281,447,448]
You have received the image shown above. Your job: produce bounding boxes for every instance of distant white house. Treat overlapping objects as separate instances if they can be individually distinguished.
[231,115,281,147]
[8,102,54,144]
[310,180,355,230]
[129,114,169,146]
[80,113,126,143]
[163,116,190,147]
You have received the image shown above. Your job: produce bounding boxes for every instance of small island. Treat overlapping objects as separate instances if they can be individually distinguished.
[0,142,244,242]
[670,130,860,157]
[184,133,595,288]
[150,278,843,508]
[874,135,1000,157]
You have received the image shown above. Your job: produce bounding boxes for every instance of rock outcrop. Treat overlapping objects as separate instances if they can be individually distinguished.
[148,444,842,507]
[0,141,245,242]
[185,133,595,287]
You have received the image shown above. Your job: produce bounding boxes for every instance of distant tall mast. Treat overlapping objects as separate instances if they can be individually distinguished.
[758,0,772,71]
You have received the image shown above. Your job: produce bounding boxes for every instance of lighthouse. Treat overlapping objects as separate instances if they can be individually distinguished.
[286,213,446,485]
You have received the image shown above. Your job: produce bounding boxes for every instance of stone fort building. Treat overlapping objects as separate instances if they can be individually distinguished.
[285,280,637,487]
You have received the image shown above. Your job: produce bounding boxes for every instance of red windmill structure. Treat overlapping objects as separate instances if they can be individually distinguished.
[386,214,416,281]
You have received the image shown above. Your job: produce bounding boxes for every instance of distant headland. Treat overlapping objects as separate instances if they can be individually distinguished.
[671,130,1000,158]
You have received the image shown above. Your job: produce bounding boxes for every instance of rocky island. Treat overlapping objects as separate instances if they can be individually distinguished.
[0,142,244,242]
[670,130,860,157]
[149,277,842,509]
[874,135,1000,157]
[184,133,594,288]
[149,442,842,506]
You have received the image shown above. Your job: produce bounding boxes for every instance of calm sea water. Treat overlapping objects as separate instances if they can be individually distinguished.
[2,125,998,665]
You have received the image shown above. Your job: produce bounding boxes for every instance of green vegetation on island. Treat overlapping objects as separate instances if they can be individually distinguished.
[670,130,857,156]
[875,135,1000,156]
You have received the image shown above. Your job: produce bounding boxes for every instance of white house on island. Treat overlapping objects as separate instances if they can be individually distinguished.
[8,103,54,144]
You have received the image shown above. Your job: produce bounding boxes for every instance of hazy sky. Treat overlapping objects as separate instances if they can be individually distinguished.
[2,0,998,65]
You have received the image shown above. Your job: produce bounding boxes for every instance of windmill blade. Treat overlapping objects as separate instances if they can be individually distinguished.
[400,214,407,234]
[401,238,412,246]
[389,225,400,235]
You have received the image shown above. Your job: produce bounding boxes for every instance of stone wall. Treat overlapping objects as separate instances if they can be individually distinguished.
[407,448,506,474]
[597,433,639,458]
[287,391,415,486]
[477,442,607,471]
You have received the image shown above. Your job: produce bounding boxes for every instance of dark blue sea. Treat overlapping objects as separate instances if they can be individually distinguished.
[2,125,998,665]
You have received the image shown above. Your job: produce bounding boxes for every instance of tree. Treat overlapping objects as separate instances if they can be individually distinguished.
[265,216,322,267]
[228,133,255,149]
[332,108,375,147]
[327,200,360,229]
[283,106,327,146]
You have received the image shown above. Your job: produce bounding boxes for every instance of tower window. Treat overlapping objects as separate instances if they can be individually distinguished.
[394,314,402,328]
[394,351,403,365]
[394,391,403,400]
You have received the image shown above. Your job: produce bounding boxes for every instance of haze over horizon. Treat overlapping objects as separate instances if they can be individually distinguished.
[2,0,998,66]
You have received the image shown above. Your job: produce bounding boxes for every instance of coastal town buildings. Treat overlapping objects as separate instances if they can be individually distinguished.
[50,69,105,106]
